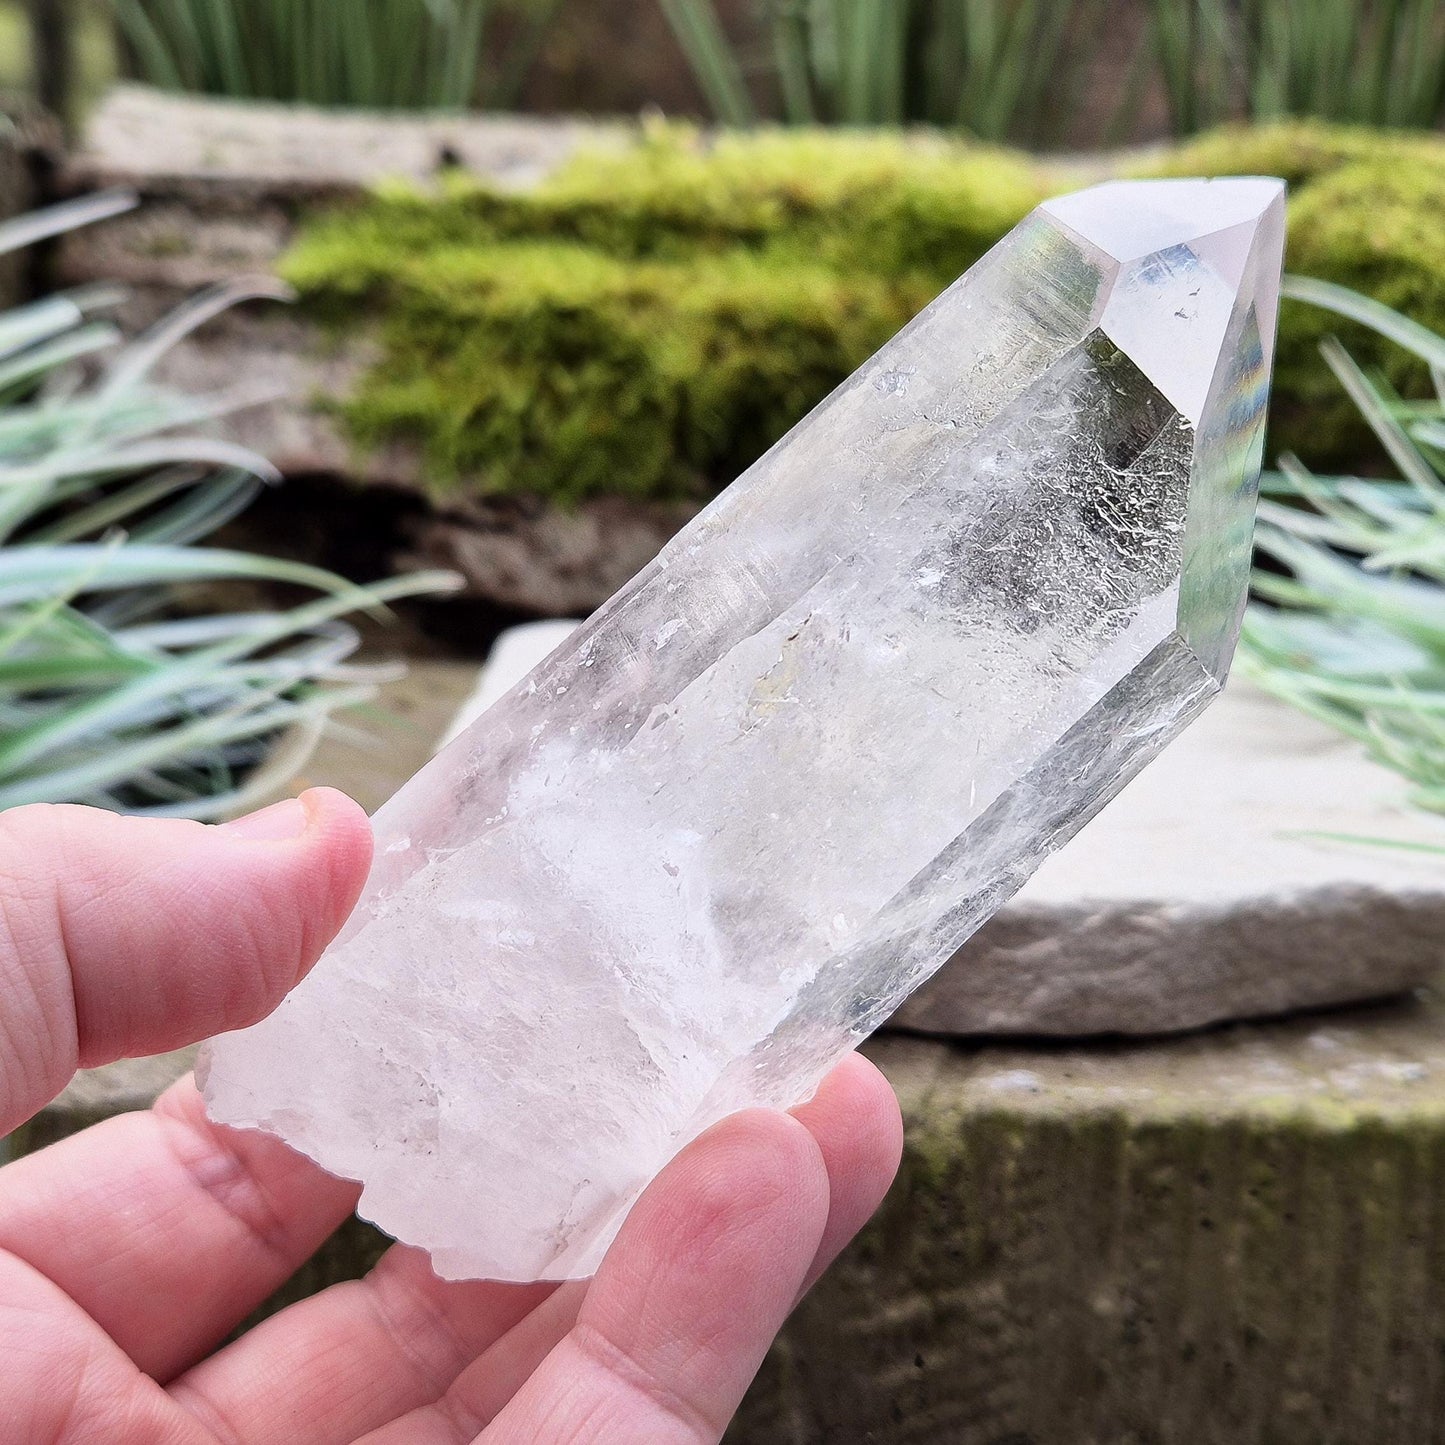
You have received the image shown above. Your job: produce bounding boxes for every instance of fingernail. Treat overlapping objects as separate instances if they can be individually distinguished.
[221,797,309,842]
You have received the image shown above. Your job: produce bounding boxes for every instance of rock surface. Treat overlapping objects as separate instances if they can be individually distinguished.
[66,85,618,199]
[405,492,703,617]
[734,992,1445,1445]
[913,679,1445,1035]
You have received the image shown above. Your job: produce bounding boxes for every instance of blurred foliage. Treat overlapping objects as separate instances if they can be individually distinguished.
[659,0,1096,146]
[281,120,1445,509]
[1145,117,1429,187]
[0,192,456,817]
[1148,0,1445,134]
[1241,279,1445,813]
[0,0,1440,141]
[0,0,115,108]
[664,0,1445,140]
[110,0,558,109]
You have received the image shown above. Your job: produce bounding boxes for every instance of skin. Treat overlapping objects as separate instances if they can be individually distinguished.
[0,787,903,1444]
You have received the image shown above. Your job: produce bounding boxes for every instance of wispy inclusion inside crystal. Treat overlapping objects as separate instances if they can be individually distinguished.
[202,179,1286,1282]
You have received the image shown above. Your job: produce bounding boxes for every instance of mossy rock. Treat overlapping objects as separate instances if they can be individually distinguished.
[283,120,1445,506]
[281,126,1046,505]
[1142,118,1443,191]
[310,242,927,504]
[1273,158,1445,463]
[290,125,1046,276]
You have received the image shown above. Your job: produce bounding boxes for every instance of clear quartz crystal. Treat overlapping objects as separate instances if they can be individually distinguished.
[202,178,1286,1282]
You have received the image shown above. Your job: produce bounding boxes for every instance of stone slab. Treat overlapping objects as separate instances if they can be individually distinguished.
[914,679,1445,1036]
[450,622,1445,1035]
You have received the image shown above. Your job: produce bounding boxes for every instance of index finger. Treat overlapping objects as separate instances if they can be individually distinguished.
[0,789,371,1133]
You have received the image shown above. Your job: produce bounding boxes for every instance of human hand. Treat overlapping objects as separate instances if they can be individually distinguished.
[0,791,903,1443]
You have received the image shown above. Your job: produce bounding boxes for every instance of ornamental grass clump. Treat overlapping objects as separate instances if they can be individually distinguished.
[664,0,1445,140]
[658,0,1099,144]
[1241,278,1445,815]
[1147,0,1445,134]
[0,192,455,819]
[113,0,557,110]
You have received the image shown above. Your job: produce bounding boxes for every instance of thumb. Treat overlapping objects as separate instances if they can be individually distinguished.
[0,787,371,1135]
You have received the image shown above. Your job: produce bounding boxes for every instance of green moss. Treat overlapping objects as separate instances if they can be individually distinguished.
[1140,119,1442,191]
[283,120,1445,505]
[1277,159,1445,460]
[332,241,922,503]
[291,126,1045,288]
[285,126,1042,503]
[519,127,1046,275]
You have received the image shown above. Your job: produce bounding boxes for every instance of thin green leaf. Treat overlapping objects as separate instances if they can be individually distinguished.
[1320,336,1445,511]
[0,685,377,812]
[1284,275,1445,374]
[0,193,138,257]
[98,278,294,402]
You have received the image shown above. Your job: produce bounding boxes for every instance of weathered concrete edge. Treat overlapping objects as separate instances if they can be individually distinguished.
[64,84,630,199]
[732,1029,1445,1445]
[902,884,1445,1038]
[34,978,1445,1150]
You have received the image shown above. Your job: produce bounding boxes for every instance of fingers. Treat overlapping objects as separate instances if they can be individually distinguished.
[480,1108,832,1445]
[0,788,372,1133]
[0,1249,206,1445]
[0,1076,361,1380]
[352,1283,590,1445]
[442,1056,901,1440]
[179,1104,841,1445]
[297,1057,903,1445]
[169,1241,554,1445]
[167,1059,900,1445]
[446,1057,900,1443]
[787,1051,903,1296]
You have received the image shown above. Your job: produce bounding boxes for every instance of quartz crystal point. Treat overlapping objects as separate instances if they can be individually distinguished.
[202,178,1286,1282]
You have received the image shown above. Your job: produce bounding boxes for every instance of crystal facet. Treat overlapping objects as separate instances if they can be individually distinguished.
[202,178,1287,1282]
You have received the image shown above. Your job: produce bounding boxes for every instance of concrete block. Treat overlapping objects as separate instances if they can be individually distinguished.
[733,991,1445,1444]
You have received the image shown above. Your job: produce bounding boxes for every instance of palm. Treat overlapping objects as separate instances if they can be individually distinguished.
[0,794,901,1445]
